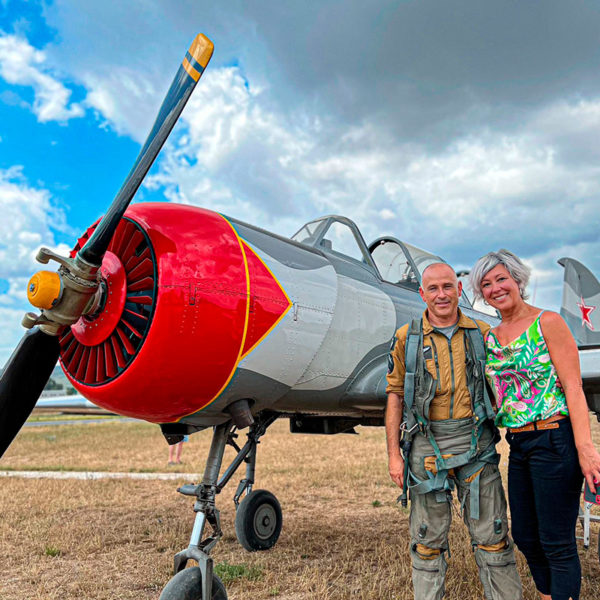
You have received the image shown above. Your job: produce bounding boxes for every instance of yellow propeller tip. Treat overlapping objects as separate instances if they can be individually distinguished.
[189,33,214,69]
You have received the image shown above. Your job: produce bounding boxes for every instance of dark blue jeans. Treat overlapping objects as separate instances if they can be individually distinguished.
[506,419,583,600]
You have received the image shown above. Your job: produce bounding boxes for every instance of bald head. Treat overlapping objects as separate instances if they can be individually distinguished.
[419,262,462,326]
[421,262,457,285]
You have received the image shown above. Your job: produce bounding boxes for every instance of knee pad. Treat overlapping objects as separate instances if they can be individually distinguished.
[411,543,447,573]
[411,544,448,588]
[476,539,509,554]
[415,543,442,560]
[473,539,521,600]
[474,537,515,566]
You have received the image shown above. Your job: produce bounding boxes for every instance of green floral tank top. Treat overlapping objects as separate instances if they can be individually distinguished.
[485,312,568,428]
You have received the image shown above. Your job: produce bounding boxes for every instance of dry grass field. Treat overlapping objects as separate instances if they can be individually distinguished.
[1,416,599,600]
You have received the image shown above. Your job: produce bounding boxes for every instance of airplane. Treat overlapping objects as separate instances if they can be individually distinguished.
[34,394,110,415]
[1,33,600,600]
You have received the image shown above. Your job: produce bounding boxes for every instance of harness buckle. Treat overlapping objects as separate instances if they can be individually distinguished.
[400,420,419,435]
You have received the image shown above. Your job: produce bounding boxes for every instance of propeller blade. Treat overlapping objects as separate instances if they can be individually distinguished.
[78,33,214,267]
[0,328,61,458]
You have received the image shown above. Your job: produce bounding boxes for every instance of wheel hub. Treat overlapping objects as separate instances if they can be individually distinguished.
[253,504,277,539]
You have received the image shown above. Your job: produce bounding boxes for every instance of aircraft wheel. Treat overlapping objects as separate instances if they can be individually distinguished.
[235,489,282,551]
[159,566,227,600]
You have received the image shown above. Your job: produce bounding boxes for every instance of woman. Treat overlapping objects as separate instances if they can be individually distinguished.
[469,249,600,600]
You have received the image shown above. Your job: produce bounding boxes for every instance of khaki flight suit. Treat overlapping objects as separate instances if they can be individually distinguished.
[387,310,522,600]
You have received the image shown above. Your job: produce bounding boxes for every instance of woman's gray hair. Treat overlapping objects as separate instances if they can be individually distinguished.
[469,249,531,302]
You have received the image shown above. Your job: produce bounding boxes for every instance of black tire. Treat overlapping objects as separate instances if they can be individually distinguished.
[159,567,227,600]
[235,489,282,551]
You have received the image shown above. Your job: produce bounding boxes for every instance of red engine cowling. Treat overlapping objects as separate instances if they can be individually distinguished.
[59,203,289,423]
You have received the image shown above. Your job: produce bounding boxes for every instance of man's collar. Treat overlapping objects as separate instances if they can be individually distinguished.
[422,308,478,334]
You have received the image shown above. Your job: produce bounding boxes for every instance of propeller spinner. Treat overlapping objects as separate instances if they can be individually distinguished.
[0,34,214,458]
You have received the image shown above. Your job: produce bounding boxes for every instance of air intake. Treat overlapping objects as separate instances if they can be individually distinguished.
[59,217,157,385]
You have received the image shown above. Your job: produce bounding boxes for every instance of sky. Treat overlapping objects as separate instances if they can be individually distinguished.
[1,0,599,365]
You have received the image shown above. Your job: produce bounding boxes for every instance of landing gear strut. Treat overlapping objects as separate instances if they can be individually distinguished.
[159,412,279,600]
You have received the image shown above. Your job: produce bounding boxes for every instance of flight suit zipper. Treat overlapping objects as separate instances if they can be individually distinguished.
[447,336,455,417]
[464,332,475,414]
[430,336,441,393]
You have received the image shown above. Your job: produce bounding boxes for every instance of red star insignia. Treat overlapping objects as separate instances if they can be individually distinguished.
[577,297,596,331]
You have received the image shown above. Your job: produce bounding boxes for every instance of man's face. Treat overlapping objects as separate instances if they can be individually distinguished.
[419,264,462,323]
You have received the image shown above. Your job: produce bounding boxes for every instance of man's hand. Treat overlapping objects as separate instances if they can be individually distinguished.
[389,454,405,488]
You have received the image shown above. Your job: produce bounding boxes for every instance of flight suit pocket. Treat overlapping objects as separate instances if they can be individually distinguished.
[423,454,455,478]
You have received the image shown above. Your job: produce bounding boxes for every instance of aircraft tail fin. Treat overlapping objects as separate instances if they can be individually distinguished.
[558,257,600,346]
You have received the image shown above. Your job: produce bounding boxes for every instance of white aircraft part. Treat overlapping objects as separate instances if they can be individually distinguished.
[580,348,600,380]
[293,274,396,391]
[35,395,99,410]
[237,243,338,388]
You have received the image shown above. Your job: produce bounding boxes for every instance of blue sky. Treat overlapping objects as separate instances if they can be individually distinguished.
[1,0,600,365]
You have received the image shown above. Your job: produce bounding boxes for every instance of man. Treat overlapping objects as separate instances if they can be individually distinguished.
[386,263,522,600]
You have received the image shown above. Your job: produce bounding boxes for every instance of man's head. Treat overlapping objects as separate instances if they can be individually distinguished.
[419,263,462,325]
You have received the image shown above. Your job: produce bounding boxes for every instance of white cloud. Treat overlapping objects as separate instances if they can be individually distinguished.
[0,167,72,366]
[83,68,161,141]
[0,166,71,278]
[1,6,598,336]
[0,33,83,122]
[145,66,318,228]
[140,66,600,316]
[379,208,395,220]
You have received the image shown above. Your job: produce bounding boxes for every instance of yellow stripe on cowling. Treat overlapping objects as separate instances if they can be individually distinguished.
[182,57,200,82]
[188,33,214,69]
[240,239,292,360]
[175,214,250,421]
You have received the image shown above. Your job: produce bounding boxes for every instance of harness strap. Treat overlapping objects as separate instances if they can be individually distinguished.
[403,319,422,431]
[412,429,499,518]
[400,316,498,519]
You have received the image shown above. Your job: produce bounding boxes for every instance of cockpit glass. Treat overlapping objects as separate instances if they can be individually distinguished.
[292,217,371,265]
[369,238,449,291]
[402,242,444,277]
[318,221,365,262]
[370,240,419,289]
[291,220,323,245]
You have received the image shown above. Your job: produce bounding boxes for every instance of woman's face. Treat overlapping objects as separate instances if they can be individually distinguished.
[480,264,522,311]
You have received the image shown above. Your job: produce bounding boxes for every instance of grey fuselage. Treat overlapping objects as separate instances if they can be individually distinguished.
[179,214,498,428]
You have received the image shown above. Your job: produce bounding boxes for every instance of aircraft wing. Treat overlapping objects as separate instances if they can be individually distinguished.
[35,395,113,415]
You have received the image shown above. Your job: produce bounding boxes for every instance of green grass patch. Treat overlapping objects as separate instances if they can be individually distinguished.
[44,546,61,557]
[214,561,263,585]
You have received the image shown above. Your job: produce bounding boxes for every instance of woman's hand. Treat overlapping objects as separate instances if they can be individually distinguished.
[577,442,600,493]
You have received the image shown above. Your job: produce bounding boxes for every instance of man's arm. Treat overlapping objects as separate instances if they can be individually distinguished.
[386,391,404,488]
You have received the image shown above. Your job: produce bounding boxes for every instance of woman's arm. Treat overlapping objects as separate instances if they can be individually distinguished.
[542,311,600,492]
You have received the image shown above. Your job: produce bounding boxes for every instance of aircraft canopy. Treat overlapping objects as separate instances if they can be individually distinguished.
[291,216,472,306]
